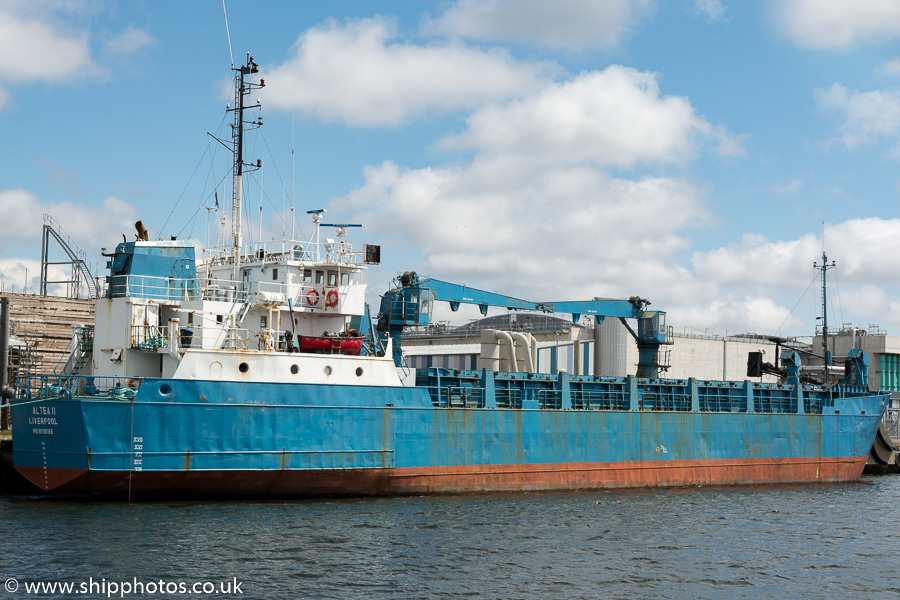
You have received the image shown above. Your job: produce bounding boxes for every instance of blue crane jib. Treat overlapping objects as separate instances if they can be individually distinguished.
[376,271,672,377]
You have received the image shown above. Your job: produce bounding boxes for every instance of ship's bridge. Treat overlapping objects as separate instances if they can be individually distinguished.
[105,240,199,301]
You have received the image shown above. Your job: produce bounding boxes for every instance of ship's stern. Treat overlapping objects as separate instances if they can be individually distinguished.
[11,393,90,492]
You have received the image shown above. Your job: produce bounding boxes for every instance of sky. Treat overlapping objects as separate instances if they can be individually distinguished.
[1,0,900,337]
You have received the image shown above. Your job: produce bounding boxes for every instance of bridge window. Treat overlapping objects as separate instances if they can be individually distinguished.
[272,268,279,281]
[303,269,312,283]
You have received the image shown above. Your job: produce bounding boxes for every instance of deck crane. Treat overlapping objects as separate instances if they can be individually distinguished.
[376,272,672,378]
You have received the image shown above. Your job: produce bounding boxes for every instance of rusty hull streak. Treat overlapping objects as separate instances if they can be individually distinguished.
[386,456,868,494]
[28,455,867,498]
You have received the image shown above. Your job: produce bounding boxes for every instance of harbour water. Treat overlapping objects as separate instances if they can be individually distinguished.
[2,476,899,599]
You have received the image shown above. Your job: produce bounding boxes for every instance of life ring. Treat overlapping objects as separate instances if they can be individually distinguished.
[325,289,339,307]
[307,288,320,305]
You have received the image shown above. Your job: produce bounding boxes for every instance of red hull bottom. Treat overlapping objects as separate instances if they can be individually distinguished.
[18,456,869,498]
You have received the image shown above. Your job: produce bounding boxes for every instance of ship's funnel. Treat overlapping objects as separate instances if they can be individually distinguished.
[135,221,149,241]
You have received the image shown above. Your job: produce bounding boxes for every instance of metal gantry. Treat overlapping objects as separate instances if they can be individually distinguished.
[39,213,97,299]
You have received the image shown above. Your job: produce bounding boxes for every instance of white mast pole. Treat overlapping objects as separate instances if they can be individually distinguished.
[291,94,296,243]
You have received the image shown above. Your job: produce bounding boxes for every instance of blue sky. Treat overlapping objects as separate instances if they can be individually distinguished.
[2,0,900,336]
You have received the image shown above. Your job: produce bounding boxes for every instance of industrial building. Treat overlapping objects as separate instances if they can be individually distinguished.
[402,314,900,407]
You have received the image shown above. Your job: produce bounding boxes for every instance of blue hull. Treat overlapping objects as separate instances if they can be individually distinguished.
[10,373,889,497]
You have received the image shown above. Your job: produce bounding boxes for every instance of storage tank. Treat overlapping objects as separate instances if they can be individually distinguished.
[594,317,628,377]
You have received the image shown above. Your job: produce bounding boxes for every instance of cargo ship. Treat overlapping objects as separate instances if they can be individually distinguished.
[9,55,889,498]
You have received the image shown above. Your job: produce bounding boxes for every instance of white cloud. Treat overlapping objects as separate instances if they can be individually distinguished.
[0,0,101,18]
[0,189,139,256]
[673,295,803,335]
[0,3,154,110]
[693,232,819,291]
[335,157,710,303]
[323,61,768,332]
[0,8,94,82]
[425,0,654,50]
[877,58,900,77]
[0,257,72,296]
[692,220,900,291]
[769,178,805,195]
[816,83,900,150]
[336,150,900,334]
[773,0,900,50]
[691,218,900,330]
[694,0,726,22]
[103,25,155,55]
[261,16,554,126]
[335,156,824,334]
[440,66,743,167]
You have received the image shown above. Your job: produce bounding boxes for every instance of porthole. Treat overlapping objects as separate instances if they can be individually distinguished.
[159,384,172,395]
[290,364,299,375]
[356,367,364,377]
[324,366,332,376]
[239,362,249,373]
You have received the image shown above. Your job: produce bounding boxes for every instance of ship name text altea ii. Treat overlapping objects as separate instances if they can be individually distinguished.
[10,54,889,498]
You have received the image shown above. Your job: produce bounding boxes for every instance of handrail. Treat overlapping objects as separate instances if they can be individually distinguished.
[14,374,142,398]
[883,408,900,440]
[53,328,78,375]
[108,273,357,312]
[203,237,365,267]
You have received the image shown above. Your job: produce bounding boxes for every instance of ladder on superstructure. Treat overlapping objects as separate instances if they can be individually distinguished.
[40,213,98,299]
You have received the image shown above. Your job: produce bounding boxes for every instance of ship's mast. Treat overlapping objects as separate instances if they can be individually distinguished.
[814,251,836,381]
[227,53,264,279]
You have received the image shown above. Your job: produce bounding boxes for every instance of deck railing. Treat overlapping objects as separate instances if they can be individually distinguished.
[203,238,365,267]
[107,272,357,314]
[883,408,900,440]
[15,375,142,399]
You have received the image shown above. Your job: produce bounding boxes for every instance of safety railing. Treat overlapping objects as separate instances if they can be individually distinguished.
[106,273,355,315]
[495,388,522,409]
[15,375,143,400]
[883,408,900,440]
[171,325,255,351]
[131,325,169,351]
[109,275,201,301]
[54,325,94,375]
[204,238,365,267]
[639,384,692,412]
[424,385,486,408]
[574,388,629,411]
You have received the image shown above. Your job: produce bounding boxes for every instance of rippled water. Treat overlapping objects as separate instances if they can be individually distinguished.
[2,476,900,599]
